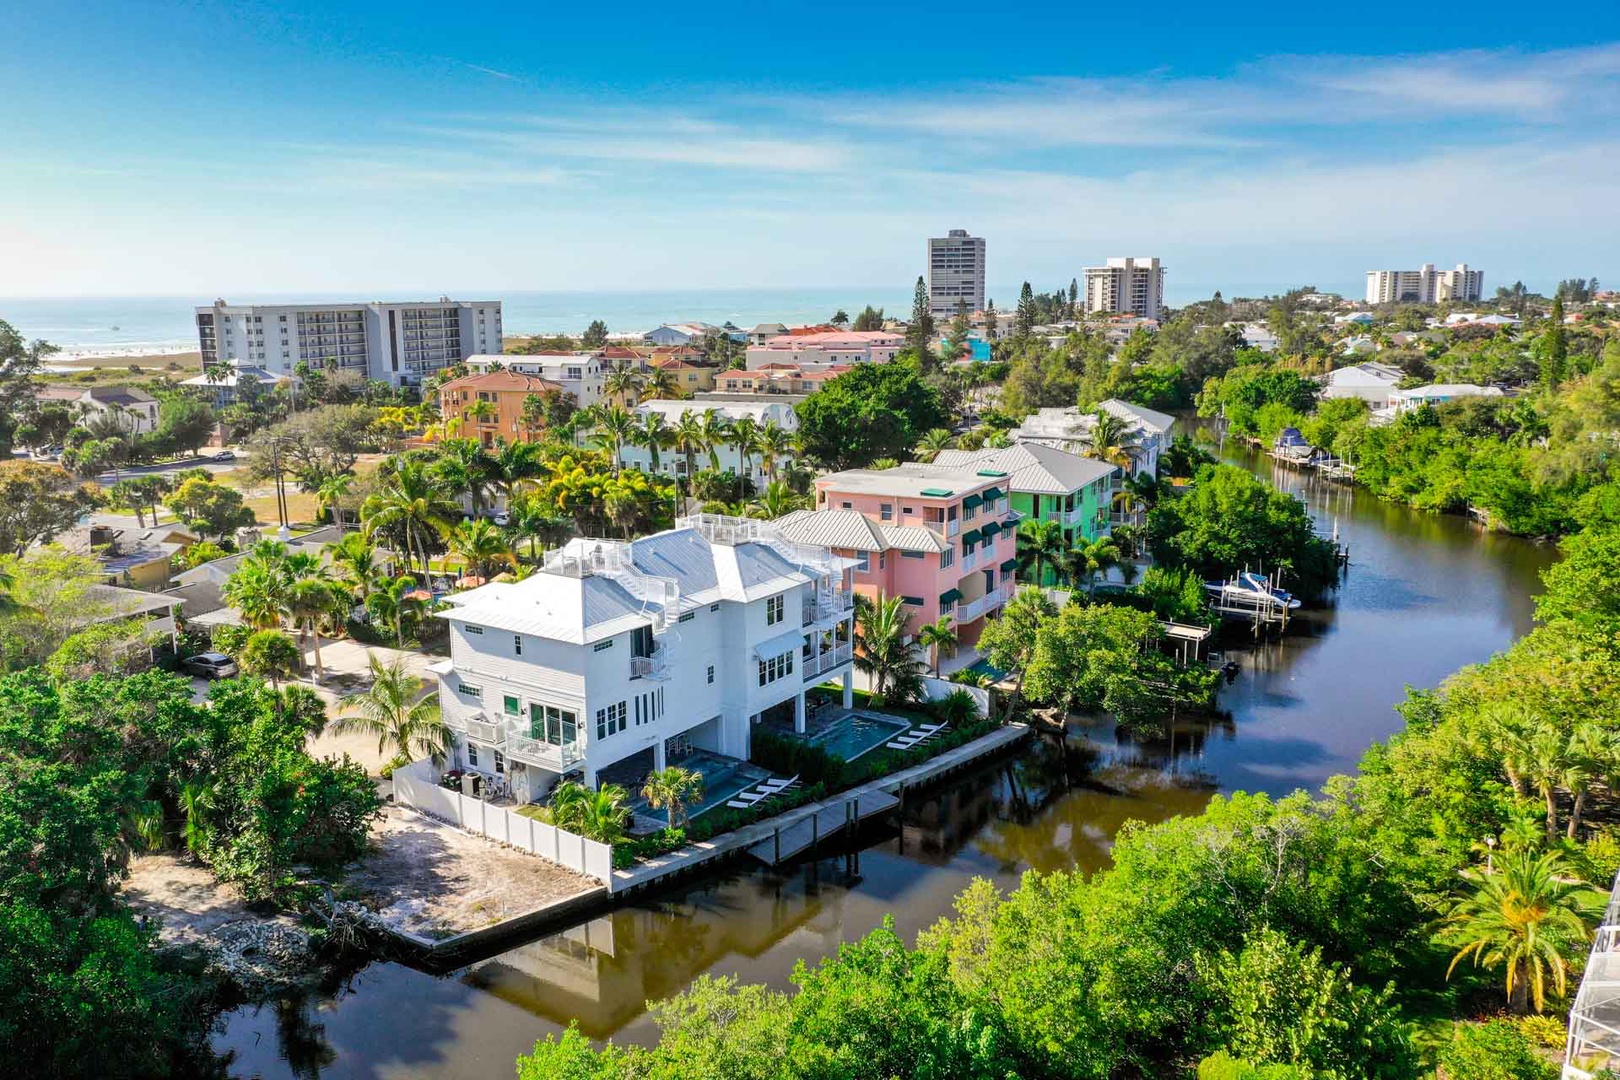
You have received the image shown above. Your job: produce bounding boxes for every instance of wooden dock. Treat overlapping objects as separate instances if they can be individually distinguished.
[748,789,900,866]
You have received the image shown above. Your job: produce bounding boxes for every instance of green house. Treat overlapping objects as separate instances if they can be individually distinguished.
[931,443,1119,584]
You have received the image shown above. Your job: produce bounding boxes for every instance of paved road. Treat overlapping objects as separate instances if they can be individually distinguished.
[95,451,248,484]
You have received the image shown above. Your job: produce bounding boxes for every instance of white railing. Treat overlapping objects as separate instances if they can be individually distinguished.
[392,759,612,888]
[630,640,671,680]
[802,588,855,626]
[466,717,505,744]
[505,731,584,770]
[802,643,854,680]
[961,549,977,571]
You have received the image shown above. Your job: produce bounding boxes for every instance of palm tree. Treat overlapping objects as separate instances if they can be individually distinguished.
[324,531,379,600]
[432,438,496,517]
[728,416,761,498]
[177,776,217,857]
[642,365,681,401]
[1525,722,1572,841]
[756,421,794,482]
[917,615,957,677]
[1018,518,1067,588]
[641,766,705,830]
[365,574,423,647]
[1443,849,1590,1013]
[286,572,341,680]
[603,365,644,406]
[747,480,805,520]
[696,411,731,472]
[335,653,452,766]
[449,517,516,580]
[492,439,545,502]
[1063,536,1122,597]
[870,457,901,470]
[1475,702,1538,801]
[238,628,302,691]
[671,412,708,509]
[509,495,574,562]
[315,472,354,525]
[913,427,955,463]
[548,781,632,843]
[591,405,638,474]
[854,594,925,707]
[1085,409,1140,470]
[361,457,457,578]
[222,555,291,630]
[638,412,673,475]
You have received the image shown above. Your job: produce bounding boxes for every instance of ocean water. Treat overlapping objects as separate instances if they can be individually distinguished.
[0,282,1355,355]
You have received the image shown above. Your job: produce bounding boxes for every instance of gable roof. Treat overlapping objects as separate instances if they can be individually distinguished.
[774,509,951,554]
[1097,398,1175,434]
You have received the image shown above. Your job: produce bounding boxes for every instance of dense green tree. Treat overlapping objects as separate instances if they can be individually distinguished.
[156,395,217,455]
[0,460,101,554]
[581,319,609,348]
[164,476,255,539]
[905,276,935,356]
[794,360,948,468]
[851,305,885,332]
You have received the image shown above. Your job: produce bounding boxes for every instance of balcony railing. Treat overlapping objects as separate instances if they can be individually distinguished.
[630,641,671,680]
[802,589,855,626]
[506,731,584,771]
[465,716,505,744]
[802,643,854,680]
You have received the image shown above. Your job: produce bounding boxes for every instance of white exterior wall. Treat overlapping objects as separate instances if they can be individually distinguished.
[438,557,854,799]
[928,230,986,317]
[471,354,605,407]
[196,299,502,386]
[1083,258,1164,320]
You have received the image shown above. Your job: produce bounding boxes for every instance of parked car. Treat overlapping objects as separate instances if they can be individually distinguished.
[211,450,236,462]
[182,652,238,679]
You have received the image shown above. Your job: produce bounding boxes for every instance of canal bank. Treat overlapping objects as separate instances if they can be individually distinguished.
[212,436,1558,1078]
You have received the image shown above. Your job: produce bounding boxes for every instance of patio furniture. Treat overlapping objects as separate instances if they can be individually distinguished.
[726,789,770,809]
[759,774,799,791]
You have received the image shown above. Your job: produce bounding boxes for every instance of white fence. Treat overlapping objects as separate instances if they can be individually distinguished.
[392,759,615,890]
[920,676,992,718]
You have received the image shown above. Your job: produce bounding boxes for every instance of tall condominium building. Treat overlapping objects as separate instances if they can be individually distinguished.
[1365,264,1483,305]
[195,298,503,387]
[1083,257,1165,320]
[927,229,987,318]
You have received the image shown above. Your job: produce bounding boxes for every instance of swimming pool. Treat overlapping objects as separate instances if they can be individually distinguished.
[806,711,911,761]
[965,658,1007,681]
[627,751,770,823]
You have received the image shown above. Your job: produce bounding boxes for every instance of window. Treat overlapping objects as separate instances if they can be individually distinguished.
[707,665,715,684]
[710,602,720,612]
[493,749,505,774]
[458,681,483,699]
[757,650,795,686]
[766,595,784,625]
[513,634,523,656]
[595,701,627,739]
[464,624,483,635]
[902,551,924,560]
[467,743,478,766]
[503,694,520,715]
[593,639,613,652]
[855,551,871,573]
[940,548,954,569]
[679,611,695,623]
[879,552,888,569]
[880,502,893,521]
[841,501,852,509]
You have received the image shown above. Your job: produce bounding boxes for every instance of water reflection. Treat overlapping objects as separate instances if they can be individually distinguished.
[214,435,1558,1079]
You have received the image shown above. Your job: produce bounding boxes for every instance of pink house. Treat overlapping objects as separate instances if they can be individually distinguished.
[775,464,1020,645]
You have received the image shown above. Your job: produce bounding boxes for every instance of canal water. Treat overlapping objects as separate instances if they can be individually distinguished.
[214,439,1557,1078]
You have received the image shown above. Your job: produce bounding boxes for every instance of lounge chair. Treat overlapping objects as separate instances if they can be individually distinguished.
[887,736,923,750]
[726,789,770,809]
[759,775,799,791]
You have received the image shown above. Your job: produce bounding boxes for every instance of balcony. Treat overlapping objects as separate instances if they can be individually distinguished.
[801,589,855,627]
[802,642,854,680]
[506,731,584,771]
[920,517,961,537]
[960,549,977,572]
[630,641,671,680]
[465,716,505,744]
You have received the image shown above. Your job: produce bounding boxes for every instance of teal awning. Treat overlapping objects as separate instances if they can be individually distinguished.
[962,493,984,509]
[980,486,1004,502]
[960,528,982,545]
[980,520,1001,538]
[919,487,954,497]
[939,588,963,605]
[902,595,924,606]
[1000,557,1020,573]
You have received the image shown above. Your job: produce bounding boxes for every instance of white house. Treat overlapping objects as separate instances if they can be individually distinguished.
[622,399,799,487]
[36,386,161,434]
[1320,362,1405,409]
[1012,398,1175,477]
[645,323,722,347]
[468,352,607,408]
[745,331,905,371]
[1391,384,1504,412]
[180,361,296,406]
[431,515,856,804]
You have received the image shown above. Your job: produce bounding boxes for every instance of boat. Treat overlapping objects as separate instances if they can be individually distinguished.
[1272,426,1314,462]
[1205,571,1302,610]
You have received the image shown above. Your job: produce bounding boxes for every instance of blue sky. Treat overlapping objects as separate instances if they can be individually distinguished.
[3,0,1617,298]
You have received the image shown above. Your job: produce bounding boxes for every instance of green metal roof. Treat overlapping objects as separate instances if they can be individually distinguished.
[962,493,983,509]
[980,486,1004,501]
[1000,557,1020,572]
[939,588,963,605]
[919,487,954,497]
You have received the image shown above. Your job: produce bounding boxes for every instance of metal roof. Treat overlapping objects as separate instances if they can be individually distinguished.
[816,463,996,500]
[931,443,1118,496]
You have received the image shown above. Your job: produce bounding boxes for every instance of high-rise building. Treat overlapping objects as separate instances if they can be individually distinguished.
[1083,257,1165,320]
[927,230,986,318]
[1364,264,1483,305]
[195,297,503,387]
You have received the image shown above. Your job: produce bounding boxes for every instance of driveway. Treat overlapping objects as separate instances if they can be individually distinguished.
[303,640,444,774]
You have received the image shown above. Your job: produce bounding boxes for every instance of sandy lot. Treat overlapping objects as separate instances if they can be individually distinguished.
[344,806,598,940]
[123,854,297,947]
